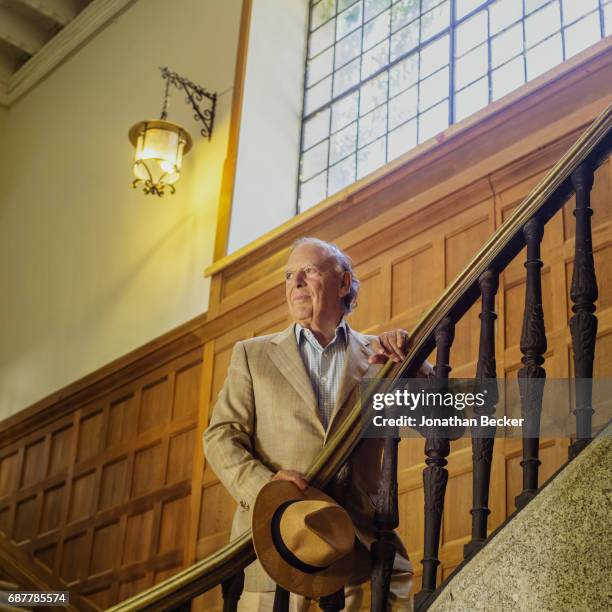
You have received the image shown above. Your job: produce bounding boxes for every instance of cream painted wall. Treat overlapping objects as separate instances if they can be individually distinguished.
[228,0,308,253]
[0,0,242,419]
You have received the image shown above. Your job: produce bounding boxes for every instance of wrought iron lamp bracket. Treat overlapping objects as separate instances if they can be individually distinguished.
[159,66,217,140]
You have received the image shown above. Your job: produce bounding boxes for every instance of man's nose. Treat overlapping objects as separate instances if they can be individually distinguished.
[294,269,306,286]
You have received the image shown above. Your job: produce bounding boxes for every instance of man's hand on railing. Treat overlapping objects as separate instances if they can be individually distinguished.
[369,329,434,377]
[272,469,309,492]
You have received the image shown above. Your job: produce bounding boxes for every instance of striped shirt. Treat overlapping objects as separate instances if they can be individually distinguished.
[295,319,348,431]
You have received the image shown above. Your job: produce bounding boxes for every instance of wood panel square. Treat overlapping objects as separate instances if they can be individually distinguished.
[0,452,19,497]
[40,483,65,534]
[61,532,88,583]
[123,509,154,565]
[118,574,150,602]
[34,543,57,571]
[391,245,435,318]
[99,458,127,511]
[347,269,385,332]
[91,521,119,575]
[445,217,490,285]
[21,438,46,488]
[158,495,189,554]
[211,347,233,407]
[442,470,472,544]
[49,426,72,476]
[139,379,170,433]
[173,362,202,420]
[0,508,9,534]
[107,395,138,449]
[69,471,95,523]
[132,443,162,498]
[14,495,37,542]
[77,411,103,463]
[154,563,182,584]
[167,429,196,485]
[82,587,114,610]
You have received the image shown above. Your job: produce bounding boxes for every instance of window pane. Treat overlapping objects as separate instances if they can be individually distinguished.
[390,20,420,61]
[303,108,331,149]
[455,76,488,121]
[456,0,487,20]
[308,47,334,87]
[492,55,525,100]
[311,1,337,30]
[332,91,359,131]
[564,12,601,59]
[360,71,389,115]
[420,34,449,77]
[420,0,451,43]
[362,39,390,79]
[330,121,358,163]
[310,19,336,57]
[418,99,449,142]
[337,1,363,38]
[359,104,388,146]
[357,136,387,178]
[524,0,549,14]
[329,154,356,193]
[305,76,332,114]
[525,2,561,48]
[388,118,417,160]
[391,0,420,32]
[526,32,562,79]
[335,29,362,69]
[339,0,359,10]
[389,52,418,95]
[491,23,523,68]
[419,67,449,111]
[301,139,329,181]
[606,3,612,36]
[389,85,418,128]
[333,57,361,96]
[455,42,488,90]
[364,8,390,50]
[489,0,523,35]
[300,171,327,211]
[364,0,390,21]
[562,0,598,24]
[455,10,488,56]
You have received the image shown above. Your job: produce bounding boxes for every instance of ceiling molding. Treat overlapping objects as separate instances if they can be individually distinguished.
[4,0,136,107]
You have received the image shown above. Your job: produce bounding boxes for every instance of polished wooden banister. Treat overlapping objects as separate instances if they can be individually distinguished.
[107,103,612,612]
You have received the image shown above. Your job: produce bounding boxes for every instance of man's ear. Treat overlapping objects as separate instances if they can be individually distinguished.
[339,271,351,296]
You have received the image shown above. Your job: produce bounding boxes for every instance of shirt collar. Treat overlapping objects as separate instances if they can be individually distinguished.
[295,318,348,347]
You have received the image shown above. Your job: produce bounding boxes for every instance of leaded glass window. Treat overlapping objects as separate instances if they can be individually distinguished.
[298,0,612,212]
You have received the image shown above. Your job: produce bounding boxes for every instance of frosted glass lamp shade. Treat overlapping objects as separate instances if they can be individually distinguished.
[128,120,192,195]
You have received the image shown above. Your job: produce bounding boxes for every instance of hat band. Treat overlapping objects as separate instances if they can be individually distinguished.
[271,500,330,575]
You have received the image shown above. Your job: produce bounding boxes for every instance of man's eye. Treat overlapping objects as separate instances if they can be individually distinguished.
[285,272,293,281]
[304,266,317,275]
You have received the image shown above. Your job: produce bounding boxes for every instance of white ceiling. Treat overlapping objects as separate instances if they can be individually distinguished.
[0,0,134,107]
[0,0,93,80]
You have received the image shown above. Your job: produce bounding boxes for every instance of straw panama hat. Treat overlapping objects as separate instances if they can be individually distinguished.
[252,480,369,598]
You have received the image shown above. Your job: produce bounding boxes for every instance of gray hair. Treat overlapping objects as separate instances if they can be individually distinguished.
[291,237,360,314]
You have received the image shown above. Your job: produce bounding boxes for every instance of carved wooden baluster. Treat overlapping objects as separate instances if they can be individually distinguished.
[273,585,290,612]
[319,588,345,611]
[569,163,598,459]
[515,218,547,510]
[221,571,244,612]
[415,316,455,609]
[464,270,499,559]
[370,433,400,612]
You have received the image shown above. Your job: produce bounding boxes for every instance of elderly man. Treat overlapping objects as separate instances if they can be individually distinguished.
[204,237,431,611]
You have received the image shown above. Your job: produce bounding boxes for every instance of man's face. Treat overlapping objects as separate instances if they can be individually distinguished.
[285,243,350,327]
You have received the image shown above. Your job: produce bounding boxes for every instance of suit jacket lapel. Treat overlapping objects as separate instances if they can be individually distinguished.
[325,328,379,442]
[267,324,325,436]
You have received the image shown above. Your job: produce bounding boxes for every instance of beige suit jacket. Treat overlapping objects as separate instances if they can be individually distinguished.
[203,323,410,592]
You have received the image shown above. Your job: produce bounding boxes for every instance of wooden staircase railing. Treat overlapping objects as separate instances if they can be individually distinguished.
[106,103,612,612]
